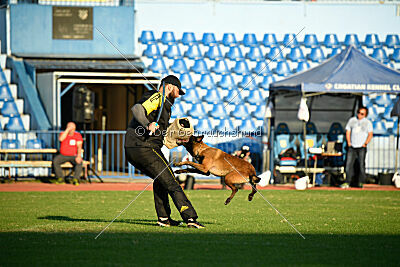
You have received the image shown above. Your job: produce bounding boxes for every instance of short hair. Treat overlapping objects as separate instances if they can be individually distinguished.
[357,106,368,116]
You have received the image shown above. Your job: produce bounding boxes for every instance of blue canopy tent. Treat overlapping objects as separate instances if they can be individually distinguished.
[267,46,400,178]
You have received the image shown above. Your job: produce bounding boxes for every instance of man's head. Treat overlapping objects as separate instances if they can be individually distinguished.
[357,107,368,120]
[160,75,184,99]
[66,122,76,134]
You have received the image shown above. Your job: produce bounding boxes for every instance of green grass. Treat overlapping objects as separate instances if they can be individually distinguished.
[1,189,400,266]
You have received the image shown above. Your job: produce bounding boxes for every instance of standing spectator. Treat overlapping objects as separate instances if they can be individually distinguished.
[341,107,373,188]
[52,122,83,185]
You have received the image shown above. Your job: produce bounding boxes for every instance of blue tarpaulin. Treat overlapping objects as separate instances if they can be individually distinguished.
[270,46,400,93]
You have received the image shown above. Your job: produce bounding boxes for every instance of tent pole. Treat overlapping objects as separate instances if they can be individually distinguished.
[303,121,308,176]
[396,117,399,173]
[266,118,271,171]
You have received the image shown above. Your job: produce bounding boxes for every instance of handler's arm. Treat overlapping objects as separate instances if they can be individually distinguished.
[363,132,373,147]
[131,104,151,128]
[346,130,352,148]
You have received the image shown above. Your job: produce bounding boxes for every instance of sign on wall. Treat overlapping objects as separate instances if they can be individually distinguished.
[52,6,93,40]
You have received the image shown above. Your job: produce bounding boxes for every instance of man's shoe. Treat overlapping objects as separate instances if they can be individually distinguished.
[72,178,80,186]
[187,218,205,229]
[358,183,364,188]
[55,178,65,185]
[340,183,349,189]
[157,217,182,227]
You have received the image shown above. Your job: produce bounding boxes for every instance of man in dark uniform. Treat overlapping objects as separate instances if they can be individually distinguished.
[125,75,204,228]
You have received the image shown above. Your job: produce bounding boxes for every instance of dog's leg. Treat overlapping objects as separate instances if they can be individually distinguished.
[224,182,238,205]
[175,168,210,176]
[248,182,257,201]
[174,161,210,174]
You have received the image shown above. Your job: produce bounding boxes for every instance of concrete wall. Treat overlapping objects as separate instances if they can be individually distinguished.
[9,4,135,57]
[134,1,400,51]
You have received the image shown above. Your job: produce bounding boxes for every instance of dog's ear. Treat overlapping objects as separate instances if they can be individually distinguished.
[196,135,204,142]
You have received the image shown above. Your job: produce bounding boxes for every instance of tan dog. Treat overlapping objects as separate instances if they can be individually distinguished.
[174,135,261,205]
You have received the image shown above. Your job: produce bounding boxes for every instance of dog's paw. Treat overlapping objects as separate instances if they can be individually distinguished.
[224,198,231,205]
[248,195,253,201]
[174,162,183,167]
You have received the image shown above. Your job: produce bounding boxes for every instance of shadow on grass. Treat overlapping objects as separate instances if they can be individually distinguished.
[1,231,399,266]
[38,216,216,226]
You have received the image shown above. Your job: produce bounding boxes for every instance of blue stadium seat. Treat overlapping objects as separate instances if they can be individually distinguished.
[367,106,381,121]
[245,90,264,105]
[239,119,257,133]
[159,31,176,45]
[190,59,209,74]
[184,88,201,104]
[387,62,395,69]
[221,33,237,47]
[252,61,272,76]
[282,33,299,47]
[391,48,400,62]
[238,75,257,90]
[242,33,258,47]
[0,85,13,101]
[223,89,243,105]
[205,45,223,60]
[188,103,207,119]
[274,61,292,77]
[246,47,264,61]
[370,48,389,63]
[230,104,250,119]
[383,106,394,120]
[26,139,45,149]
[201,33,217,46]
[196,73,215,89]
[286,46,305,62]
[295,61,311,73]
[225,46,244,61]
[211,60,230,75]
[267,46,285,61]
[142,44,161,58]
[181,32,197,45]
[196,119,213,134]
[328,47,342,58]
[323,34,340,48]
[180,73,195,89]
[276,122,290,135]
[217,74,236,90]
[231,60,250,75]
[251,105,266,120]
[216,119,235,133]
[171,103,186,119]
[306,121,319,134]
[259,75,275,90]
[298,134,322,159]
[170,58,188,74]
[184,44,203,60]
[363,95,374,107]
[307,47,326,63]
[343,34,361,47]
[163,44,182,59]
[364,34,381,48]
[4,116,25,132]
[303,34,319,48]
[1,101,19,117]
[209,103,229,119]
[202,89,221,104]
[385,34,400,48]
[373,121,388,135]
[274,134,297,166]
[139,30,155,44]
[1,138,21,149]
[327,122,344,141]
[375,94,393,106]
[262,33,278,47]
[149,58,167,73]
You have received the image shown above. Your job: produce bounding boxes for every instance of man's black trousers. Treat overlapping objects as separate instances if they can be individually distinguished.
[125,147,198,221]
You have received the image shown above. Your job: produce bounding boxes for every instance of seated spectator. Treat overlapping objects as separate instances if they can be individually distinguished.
[52,122,83,185]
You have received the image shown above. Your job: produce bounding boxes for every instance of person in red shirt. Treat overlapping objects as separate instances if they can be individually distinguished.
[52,122,83,185]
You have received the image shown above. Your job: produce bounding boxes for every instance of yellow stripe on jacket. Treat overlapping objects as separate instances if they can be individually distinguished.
[142,92,164,116]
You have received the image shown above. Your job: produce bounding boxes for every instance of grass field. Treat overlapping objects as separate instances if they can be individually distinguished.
[1,189,400,266]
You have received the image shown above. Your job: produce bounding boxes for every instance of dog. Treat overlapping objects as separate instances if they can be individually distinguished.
[174,135,261,205]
